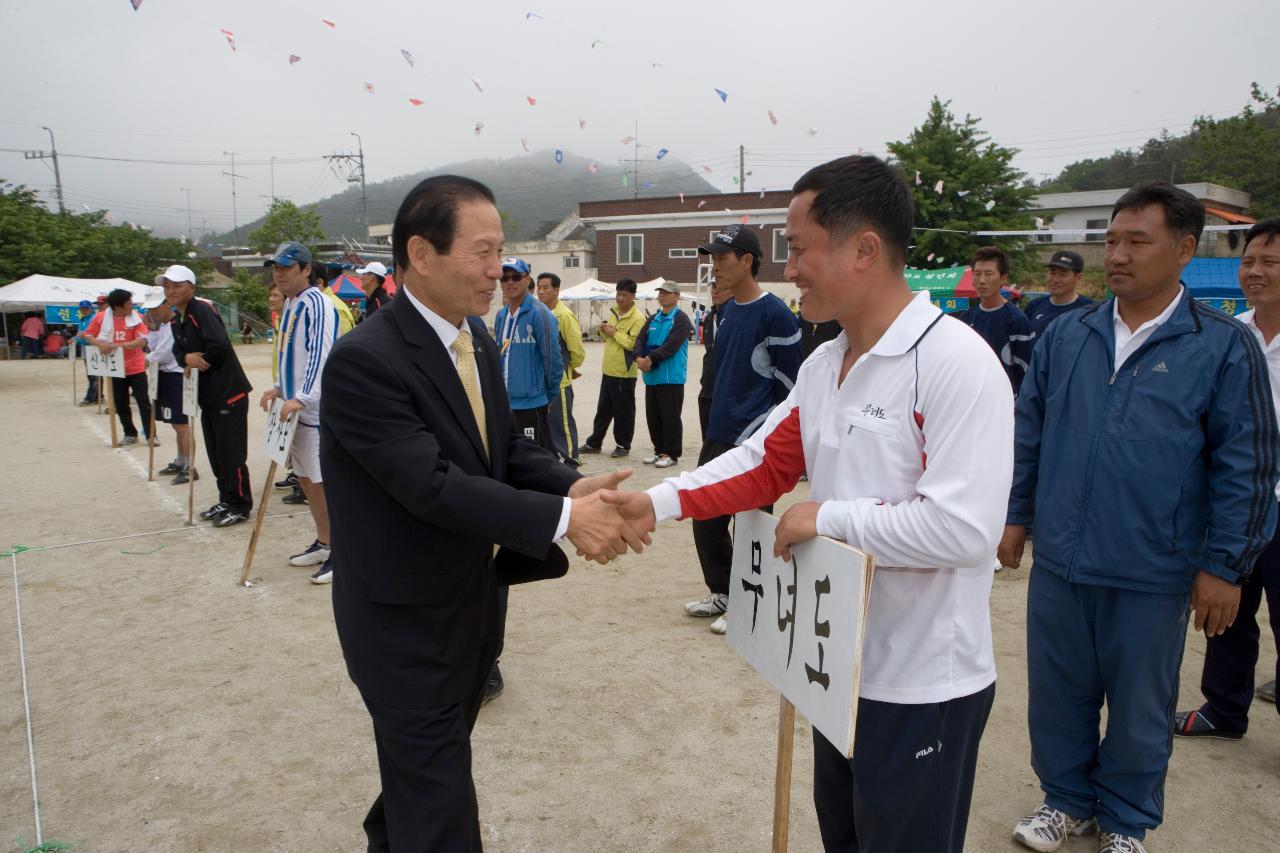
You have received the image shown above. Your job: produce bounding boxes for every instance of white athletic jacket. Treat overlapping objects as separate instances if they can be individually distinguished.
[648,291,1014,704]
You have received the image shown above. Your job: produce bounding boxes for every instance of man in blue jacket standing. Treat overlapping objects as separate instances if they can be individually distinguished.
[1000,183,1278,853]
[635,281,692,469]
[495,257,564,453]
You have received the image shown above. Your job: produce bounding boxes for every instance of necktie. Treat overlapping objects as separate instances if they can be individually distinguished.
[452,329,489,459]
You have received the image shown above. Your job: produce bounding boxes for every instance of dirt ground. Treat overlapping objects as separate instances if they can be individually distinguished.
[1,341,1276,853]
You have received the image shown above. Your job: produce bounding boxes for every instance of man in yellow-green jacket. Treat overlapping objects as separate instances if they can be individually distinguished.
[537,272,587,466]
[581,278,646,458]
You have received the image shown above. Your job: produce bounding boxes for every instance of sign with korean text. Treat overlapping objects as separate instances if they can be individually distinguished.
[728,509,875,758]
[84,344,125,378]
[146,360,159,402]
[262,398,300,466]
[44,305,78,324]
[182,370,199,416]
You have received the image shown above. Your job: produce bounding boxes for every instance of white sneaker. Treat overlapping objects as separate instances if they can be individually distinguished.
[709,614,727,634]
[1099,833,1147,853]
[642,454,659,464]
[684,592,728,617]
[289,540,331,567]
[1012,803,1097,852]
[654,455,676,468]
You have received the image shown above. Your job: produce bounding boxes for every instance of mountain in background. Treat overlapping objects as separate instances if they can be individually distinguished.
[213,150,720,246]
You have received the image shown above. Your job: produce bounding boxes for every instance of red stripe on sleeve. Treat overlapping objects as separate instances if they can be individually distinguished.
[678,406,805,520]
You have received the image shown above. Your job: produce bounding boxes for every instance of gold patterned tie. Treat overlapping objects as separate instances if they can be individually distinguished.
[452,329,489,459]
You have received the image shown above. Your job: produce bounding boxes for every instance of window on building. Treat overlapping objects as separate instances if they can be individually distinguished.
[563,255,581,268]
[772,229,789,262]
[1085,218,1108,242]
[669,248,698,259]
[617,234,644,265]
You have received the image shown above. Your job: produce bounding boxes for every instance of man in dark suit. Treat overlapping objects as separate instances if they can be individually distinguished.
[321,175,645,852]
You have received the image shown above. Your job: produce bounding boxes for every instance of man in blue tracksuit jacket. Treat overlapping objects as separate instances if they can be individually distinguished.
[494,257,564,453]
[1001,183,1278,853]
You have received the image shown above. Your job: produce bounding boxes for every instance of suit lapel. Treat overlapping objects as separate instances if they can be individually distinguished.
[391,295,492,468]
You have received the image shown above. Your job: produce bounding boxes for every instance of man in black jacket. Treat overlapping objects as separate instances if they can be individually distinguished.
[164,265,253,527]
[321,175,648,851]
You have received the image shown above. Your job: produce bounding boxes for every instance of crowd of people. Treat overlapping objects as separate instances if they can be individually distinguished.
[22,155,1278,852]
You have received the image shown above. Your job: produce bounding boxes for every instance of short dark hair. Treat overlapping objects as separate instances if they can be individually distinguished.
[392,175,496,270]
[792,155,914,263]
[537,272,561,290]
[616,278,638,294]
[732,248,762,278]
[308,263,329,287]
[1111,181,1204,247]
[1244,218,1280,252]
[970,246,1009,276]
[105,288,133,309]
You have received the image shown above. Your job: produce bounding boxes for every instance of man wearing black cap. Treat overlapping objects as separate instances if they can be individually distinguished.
[683,224,801,633]
[1025,250,1095,339]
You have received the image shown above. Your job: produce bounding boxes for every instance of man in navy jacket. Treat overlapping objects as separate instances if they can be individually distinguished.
[1000,183,1278,853]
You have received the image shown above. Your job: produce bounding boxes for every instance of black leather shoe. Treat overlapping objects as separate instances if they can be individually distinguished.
[482,665,504,705]
[282,486,308,505]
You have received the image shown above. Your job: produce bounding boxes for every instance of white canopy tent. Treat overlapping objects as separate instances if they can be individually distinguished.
[558,277,692,339]
[0,275,166,313]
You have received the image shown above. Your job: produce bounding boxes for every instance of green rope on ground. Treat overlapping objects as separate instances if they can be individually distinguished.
[17,838,76,853]
[120,544,166,555]
[1,544,31,557]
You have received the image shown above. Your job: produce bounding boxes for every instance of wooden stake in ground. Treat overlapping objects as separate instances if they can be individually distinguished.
[187,422,197,525]
[146,361,158,482]
[106,375,119,448]
[772,695,796,853]
[71,342,78,404]
[183,368,199,525]
[239,461,277,586]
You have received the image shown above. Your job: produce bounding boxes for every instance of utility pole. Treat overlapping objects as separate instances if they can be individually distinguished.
[178,187,193,238]
[325,137,368,230]
[351,132,367,227]
[23,126,65,213]
[222,150,246,243]
[269,156,277,202]
[633,121,640,199]
[739,145,746,193]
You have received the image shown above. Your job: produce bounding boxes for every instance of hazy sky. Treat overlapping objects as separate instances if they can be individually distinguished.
[1,0,1274,240]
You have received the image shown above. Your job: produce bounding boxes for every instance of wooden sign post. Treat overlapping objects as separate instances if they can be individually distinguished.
[71,340,78,404]
[240,398,300,585]
[145,361,159,481]
[86,345,125,448]
[728,509,876,851]
[182,369,199,524]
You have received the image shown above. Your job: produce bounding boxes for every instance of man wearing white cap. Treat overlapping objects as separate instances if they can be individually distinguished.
[356,261,394,318]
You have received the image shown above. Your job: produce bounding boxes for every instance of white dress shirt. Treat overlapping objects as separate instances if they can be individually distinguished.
[1113,285,1183,368]
[1237,308,1280,500]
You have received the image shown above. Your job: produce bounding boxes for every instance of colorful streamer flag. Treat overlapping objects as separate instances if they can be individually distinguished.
[401,49,415,68]
[364,82,376,94]
[408,98,423,106]
[651,62,663,69]
[701,165,713,175]
[592,39,606,48]
[579,118,587,130]
[985,199,996,211]
[288,54,302,65]
[588,161,599,174]
[915,170,922,185]
[731,176,739,185]
[697,200,707,208]
[656,148,669,160]
[472,77,484,92]
[474,122,485,135]
[805,127,818,137]
[521,138,530,152]
[956,190,970,197]
[643,182,655,190]
[936,257,945,263]
[759,189,765,198]
[321,18,336,28]
[768,110,778,126]
[220,28,234,36]
[555,149,564,164]
[130,0,143,10]
[527,95,537,106]
[927,253,935,262]
[224,34,237,52]
[933,179,944,194]
[620,136,635,145]
[622,174,629,187]
[526,12,544,20]
[714,88,728,103]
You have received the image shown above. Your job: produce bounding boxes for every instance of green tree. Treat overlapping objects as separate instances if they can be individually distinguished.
[223,269,270,329]
[246,199,325,255]
[886,98,1038,277]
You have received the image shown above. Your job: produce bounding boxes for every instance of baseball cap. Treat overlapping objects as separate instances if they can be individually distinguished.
[501,257,531,275]
[655,280,682,294]
[78,299,93,309]
[698,223,762,258]
[354,261,388,278]
[1046,250,1084,273]
[264,241,313,267]
[154,264,197,287]
[95,293,108,303]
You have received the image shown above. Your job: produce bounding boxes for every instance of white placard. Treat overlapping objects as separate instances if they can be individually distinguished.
[262,398,300,466]
[182,370,199,416]
[84,345,125,378]
[145,361,159,402]
[728,509,875,758]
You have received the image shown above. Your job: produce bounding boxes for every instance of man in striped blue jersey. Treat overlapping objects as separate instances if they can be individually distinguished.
[260,241,341,584]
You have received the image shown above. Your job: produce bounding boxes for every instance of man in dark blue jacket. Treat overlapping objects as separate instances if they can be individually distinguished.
[1000,183,1278,853]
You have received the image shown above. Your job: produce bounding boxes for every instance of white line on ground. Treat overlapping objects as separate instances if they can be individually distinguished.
[10,550,43,847]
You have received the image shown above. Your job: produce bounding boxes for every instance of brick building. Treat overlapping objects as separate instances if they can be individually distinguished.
[579,191,794,291]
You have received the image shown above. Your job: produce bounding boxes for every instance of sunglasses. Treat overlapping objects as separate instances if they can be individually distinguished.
[500,272,526,283]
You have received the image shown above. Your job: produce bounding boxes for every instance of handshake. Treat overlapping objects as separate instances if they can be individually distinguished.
[563,469,659,564]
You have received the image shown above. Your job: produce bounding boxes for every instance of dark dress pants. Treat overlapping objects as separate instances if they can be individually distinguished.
[644,383,684,460]
[200,397,252,514]
[111,372,152,438]
[585,376,636,451]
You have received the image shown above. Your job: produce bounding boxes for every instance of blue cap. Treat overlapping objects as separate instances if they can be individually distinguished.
[78,299,93,309]
[264,241,313,267]
[501,257,531,275]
